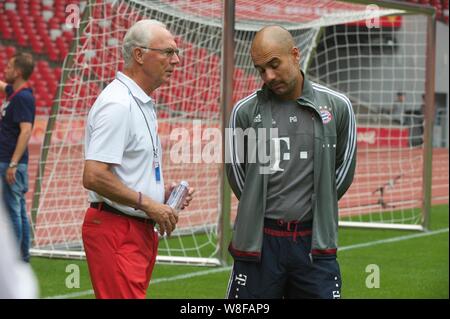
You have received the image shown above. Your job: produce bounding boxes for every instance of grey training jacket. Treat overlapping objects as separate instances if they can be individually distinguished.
[226,75,357,262]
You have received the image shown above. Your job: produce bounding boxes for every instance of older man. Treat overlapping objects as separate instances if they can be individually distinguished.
[226,26,356,299]
[82,19,193,299]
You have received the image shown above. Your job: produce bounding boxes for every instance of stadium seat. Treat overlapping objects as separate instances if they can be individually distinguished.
[1,27,13,40]
[5,46,16,58]
[0,0,293,117]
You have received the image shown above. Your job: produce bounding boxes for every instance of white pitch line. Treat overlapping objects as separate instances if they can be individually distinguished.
[44,227,449,299]
[44,266,233,299]
[340,227,449,251]
[45,289,95,300]
[150,266,233,284]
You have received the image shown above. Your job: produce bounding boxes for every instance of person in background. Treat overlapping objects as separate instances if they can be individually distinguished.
[392,91,406,125]
[0,52,36,263]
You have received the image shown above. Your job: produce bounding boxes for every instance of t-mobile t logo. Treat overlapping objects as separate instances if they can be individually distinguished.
[332,290,341,299]
[271,137,290,172]
[235,274,247,286]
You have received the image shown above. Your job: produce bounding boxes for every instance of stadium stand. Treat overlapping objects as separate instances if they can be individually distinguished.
[0,0,448,116]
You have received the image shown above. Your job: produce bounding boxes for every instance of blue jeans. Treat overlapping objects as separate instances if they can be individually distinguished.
[0,162,31,262]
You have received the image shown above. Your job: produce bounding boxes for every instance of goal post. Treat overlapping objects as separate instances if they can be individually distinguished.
[218,0,235,266]
[303,1,436,231]
[30,0,436,265]
[30,0,93,236]
[336,0,436,233]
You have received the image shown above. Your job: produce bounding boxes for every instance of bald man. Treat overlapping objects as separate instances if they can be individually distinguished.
[82,20,194,299]
[226,26,356,299]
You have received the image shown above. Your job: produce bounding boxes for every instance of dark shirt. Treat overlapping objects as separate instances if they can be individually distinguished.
[0,84,35,164]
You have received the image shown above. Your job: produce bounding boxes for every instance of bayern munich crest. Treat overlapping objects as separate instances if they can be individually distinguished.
[320,110,332,124]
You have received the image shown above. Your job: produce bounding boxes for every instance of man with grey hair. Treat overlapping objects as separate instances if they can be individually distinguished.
[82,19,194,299]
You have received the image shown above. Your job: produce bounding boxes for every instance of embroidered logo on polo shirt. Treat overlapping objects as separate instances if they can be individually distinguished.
[320,110,332,124]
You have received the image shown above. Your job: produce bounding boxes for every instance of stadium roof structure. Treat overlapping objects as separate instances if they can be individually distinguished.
[143,0,405,30]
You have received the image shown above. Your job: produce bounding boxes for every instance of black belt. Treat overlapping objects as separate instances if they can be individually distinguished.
[90,202,155,225]
[264,218,312,231]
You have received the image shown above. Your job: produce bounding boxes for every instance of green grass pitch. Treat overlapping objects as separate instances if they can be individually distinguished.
[32,204,448,299]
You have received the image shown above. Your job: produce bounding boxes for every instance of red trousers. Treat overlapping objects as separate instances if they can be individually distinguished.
[82,207,158,299]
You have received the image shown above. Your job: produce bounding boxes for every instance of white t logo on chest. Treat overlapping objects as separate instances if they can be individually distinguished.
[270,137,290,172]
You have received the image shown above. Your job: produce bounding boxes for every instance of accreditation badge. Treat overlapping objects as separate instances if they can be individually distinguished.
[154,159,161,183]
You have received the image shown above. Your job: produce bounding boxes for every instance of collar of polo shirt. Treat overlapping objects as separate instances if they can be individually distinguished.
[116,71,152,104]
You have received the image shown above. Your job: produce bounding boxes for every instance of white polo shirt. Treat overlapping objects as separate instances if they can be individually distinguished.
[85,71,164,218]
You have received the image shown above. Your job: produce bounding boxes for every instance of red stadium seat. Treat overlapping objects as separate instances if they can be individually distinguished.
[0,1,285,119]
[5,46,16,58]
[1,27,13,40]
[47,48,59,62]
[54,67,62,80]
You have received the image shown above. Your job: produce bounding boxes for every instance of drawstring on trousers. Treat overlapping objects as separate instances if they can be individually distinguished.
[286,221,299,242]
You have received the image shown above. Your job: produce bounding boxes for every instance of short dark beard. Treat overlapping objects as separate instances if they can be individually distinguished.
[273,77,298,101]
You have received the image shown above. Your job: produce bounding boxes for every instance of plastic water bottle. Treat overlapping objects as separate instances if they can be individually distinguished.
[166,181,189,212]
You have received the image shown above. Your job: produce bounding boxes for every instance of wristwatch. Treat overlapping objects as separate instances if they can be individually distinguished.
[9,162,18,168]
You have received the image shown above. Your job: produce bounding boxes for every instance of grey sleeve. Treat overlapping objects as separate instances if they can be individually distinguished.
[225,106,248,200]
[335,97,357,200]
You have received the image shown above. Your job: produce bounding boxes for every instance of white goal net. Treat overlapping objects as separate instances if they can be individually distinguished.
[30,0,435,264]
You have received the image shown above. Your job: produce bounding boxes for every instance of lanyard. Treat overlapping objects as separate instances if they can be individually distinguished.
[7,83,29,101]
[1,83,29,119]
[116,78,159,160]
